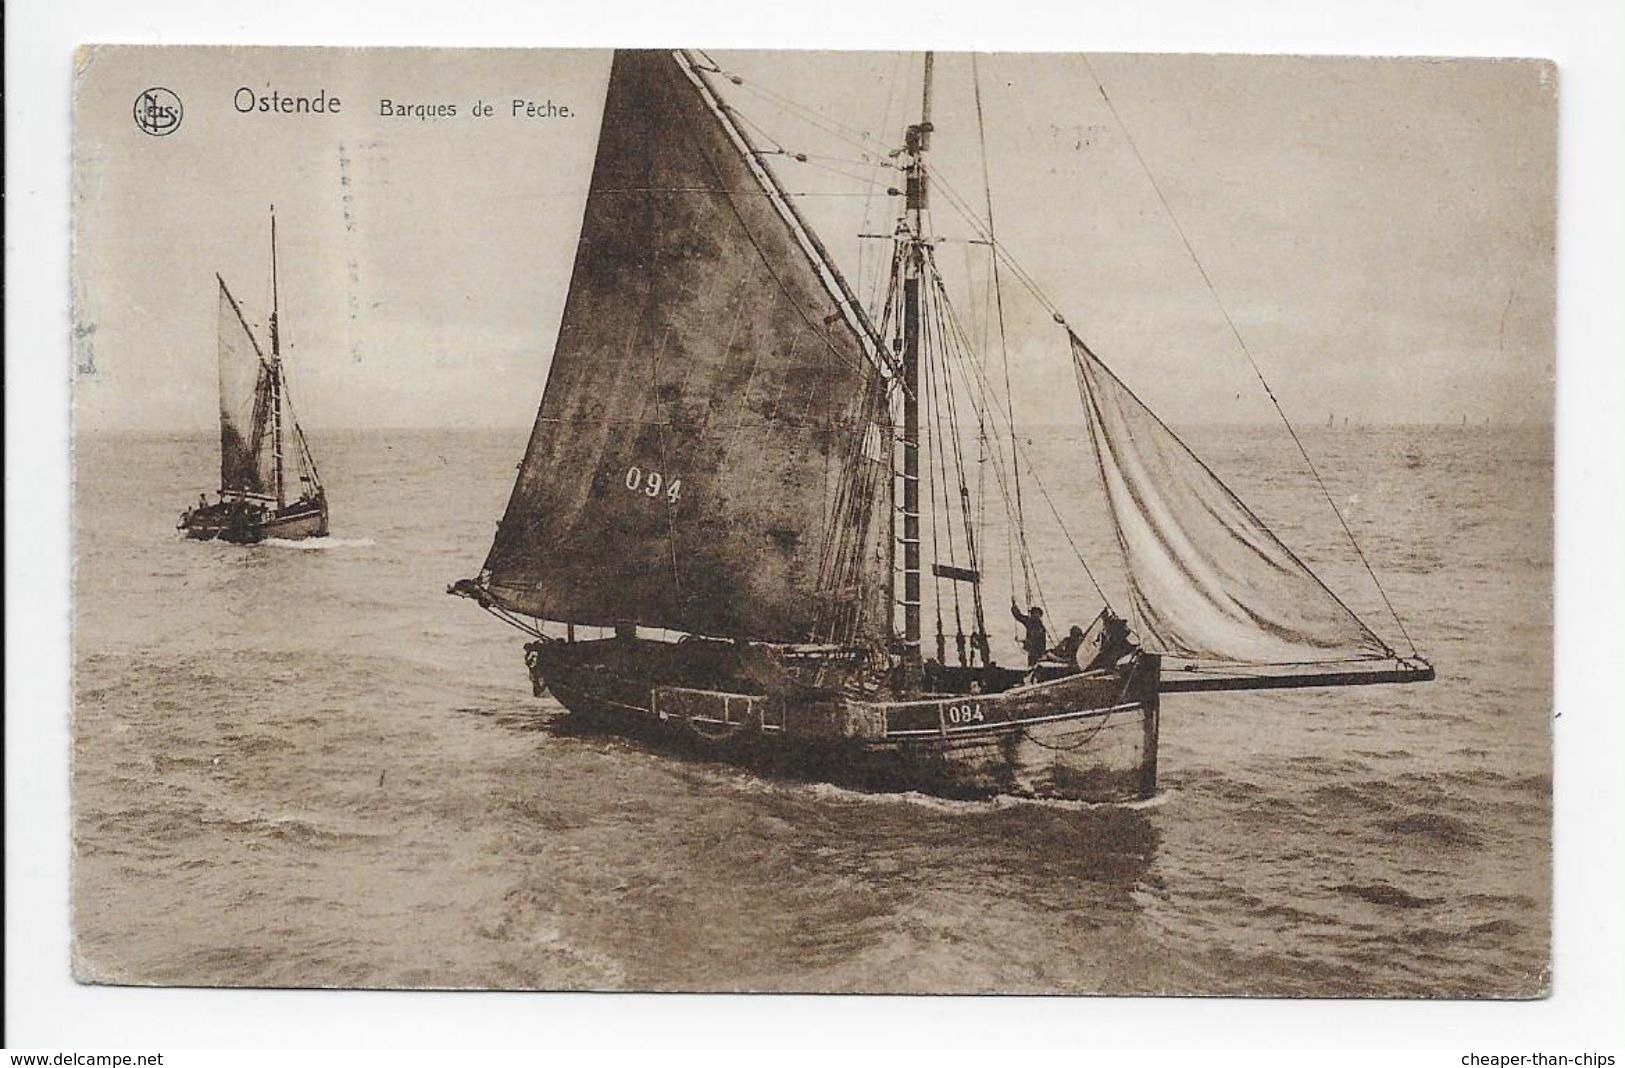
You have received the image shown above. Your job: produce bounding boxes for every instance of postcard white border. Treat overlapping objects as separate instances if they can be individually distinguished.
[7,0,1622,1049]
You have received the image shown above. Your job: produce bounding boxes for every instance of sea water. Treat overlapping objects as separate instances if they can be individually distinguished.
[71,424,1551,995]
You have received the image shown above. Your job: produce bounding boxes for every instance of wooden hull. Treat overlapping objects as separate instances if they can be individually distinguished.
[257,501,328,540]
[179,496,328,544]
[532,640,1161,802]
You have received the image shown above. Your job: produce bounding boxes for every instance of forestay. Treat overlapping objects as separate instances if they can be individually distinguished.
[481,50,889,644]
[217,278,275,497]
[1070,332,1391,665]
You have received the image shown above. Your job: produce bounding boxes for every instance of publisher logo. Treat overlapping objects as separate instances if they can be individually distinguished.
[133,87,183,136]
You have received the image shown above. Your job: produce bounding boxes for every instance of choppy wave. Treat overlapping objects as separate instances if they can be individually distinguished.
[71,427,1552,995]
[1333,881,1445,909]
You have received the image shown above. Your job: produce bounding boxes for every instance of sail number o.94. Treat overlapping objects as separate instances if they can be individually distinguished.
[944,703,984,725]
[624,466,681,503]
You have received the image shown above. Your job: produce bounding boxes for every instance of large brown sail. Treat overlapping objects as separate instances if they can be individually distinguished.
[217,277,276,498]
[480,50,889,644]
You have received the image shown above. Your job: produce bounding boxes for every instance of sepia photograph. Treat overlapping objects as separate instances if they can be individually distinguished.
[68,43,1554,998]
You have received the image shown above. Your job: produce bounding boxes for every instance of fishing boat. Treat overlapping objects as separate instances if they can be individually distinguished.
[180,209,327,543]
[451,49,1433,801]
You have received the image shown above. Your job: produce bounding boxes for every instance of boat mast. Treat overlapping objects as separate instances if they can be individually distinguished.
[896,52,934,666]
[268,205,286,509]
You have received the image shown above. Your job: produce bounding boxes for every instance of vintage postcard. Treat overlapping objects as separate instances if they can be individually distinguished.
[72,45,1554,995]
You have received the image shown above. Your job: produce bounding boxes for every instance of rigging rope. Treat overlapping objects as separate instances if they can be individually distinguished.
[933,275,990,665]
[926,168,1069,323]
[697,52,900,163]
[924,270,970,661]
[1078,55,1418,656]
[591,186,881,198]
[923,317,948,661]
[927,264,1112,609]
[861,52,909,318]
[731,107,900,187]
[970,58,1033,607]
[896,67,1415,659]
[276,367,321,489]
[814,373,890,646]
[911,188,1045,602]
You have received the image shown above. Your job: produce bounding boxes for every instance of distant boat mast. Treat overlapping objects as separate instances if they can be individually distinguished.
[269,205,286,510]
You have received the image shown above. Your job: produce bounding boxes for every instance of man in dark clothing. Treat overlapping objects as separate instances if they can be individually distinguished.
[1050,625,1088,670]
[523,640,549,697]
[1084,612,1137,671]
[1011,602,1047,666]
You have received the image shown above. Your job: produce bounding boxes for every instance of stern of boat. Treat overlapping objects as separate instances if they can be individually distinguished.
[257,493,328,540]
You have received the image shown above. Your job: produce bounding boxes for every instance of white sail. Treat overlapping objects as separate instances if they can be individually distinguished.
[1071,332,1390,665]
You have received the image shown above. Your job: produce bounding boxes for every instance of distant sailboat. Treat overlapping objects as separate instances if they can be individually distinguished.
[451,50,1432,801]
[180,209,327,543]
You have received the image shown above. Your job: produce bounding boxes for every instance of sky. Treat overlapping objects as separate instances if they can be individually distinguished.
[72,47,1556,431]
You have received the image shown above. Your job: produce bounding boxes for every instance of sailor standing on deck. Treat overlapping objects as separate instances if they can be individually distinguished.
[1011,602,1048,667]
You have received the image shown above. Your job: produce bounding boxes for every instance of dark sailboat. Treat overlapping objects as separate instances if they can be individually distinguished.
[180,209,328,543]
[451,50,1433,801]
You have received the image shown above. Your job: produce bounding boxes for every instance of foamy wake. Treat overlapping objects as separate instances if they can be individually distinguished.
[790,780,1179,814]
[261,536,377,550]
[657,736,1181,814]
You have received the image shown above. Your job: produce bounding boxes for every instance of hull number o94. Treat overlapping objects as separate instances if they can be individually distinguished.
[944,703,984,725]
[624,466,681,503]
